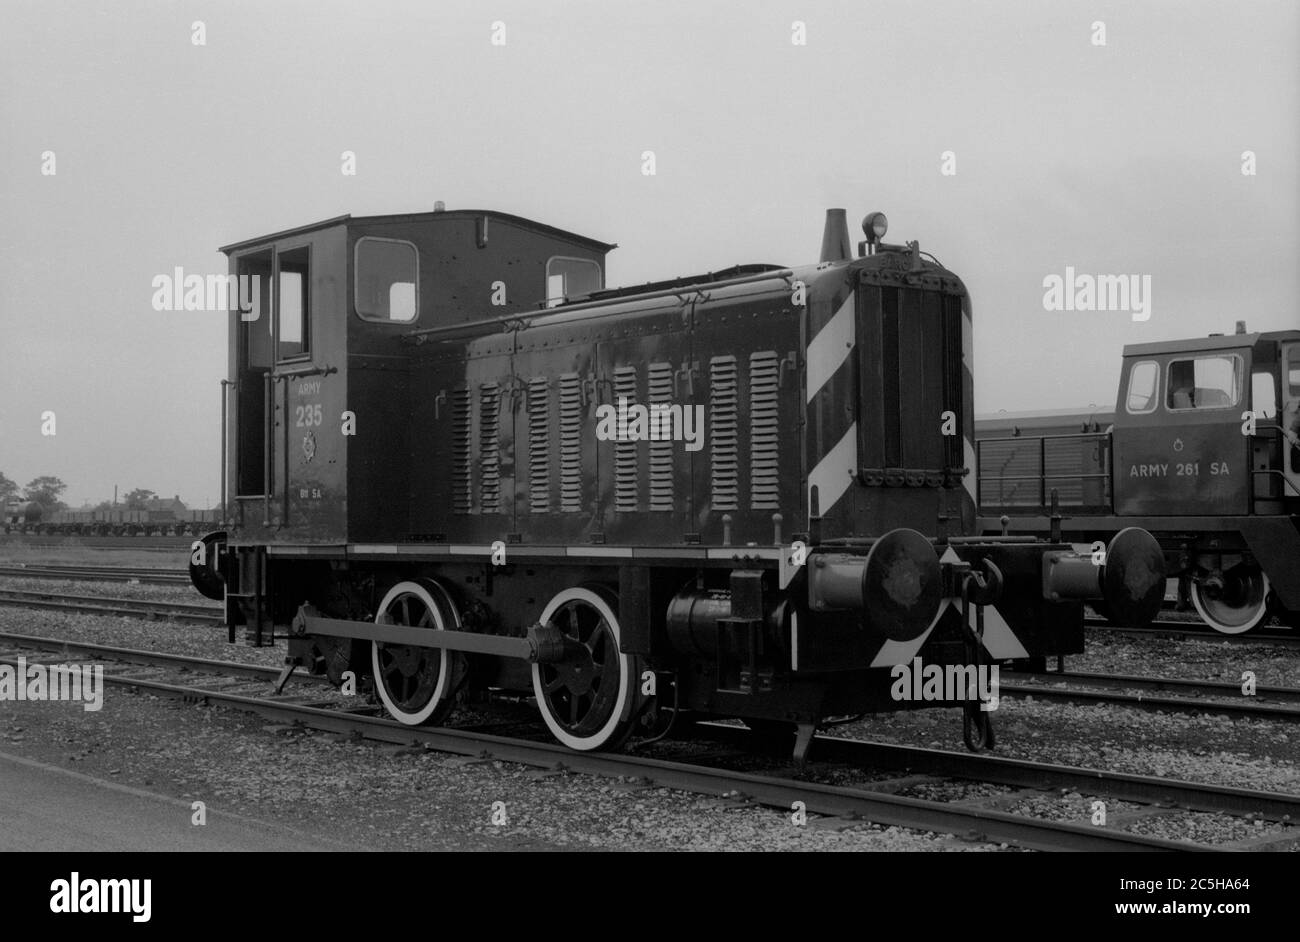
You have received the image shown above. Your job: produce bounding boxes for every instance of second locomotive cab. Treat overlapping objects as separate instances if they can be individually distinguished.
[977,323,1300,634]
[189,204,1164,760]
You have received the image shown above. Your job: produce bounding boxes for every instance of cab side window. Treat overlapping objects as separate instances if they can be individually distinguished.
[277,246,310,361]
[1125,360,1159,414]
[1167,355,1241,411]
[355,237,419,322]
[545,256,602,308]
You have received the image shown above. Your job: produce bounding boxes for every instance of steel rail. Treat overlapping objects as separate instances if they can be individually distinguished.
[1085,618,1299,647]
[0,630,296,684]
[995,679,1300,722]
[694,726,1300,823]
[0,565,189,584]
[0,589,222,625]
[1010,668,1300,703]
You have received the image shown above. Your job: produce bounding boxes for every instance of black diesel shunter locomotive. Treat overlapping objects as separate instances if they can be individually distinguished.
[190,205,1164,760]
[976,324,1300,635]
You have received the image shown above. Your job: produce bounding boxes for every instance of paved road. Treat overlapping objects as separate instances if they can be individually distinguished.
[0,750,361,851]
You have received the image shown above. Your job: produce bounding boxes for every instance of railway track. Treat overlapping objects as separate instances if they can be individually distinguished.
[999,669,1300,722]
[0,565,190,585]
[0,588,222,625]
[701,725,1300,826]
[0,535,193,550]
[1086,617,1300,647]
[0,631,1293,851]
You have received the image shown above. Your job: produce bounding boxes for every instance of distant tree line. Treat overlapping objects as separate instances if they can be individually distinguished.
[0,474,220,515]
[0,472,68,513]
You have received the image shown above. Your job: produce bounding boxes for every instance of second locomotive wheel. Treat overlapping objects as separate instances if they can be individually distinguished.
[371,579,466,726]
[1190,566,1270,635]
[532,586,639,751]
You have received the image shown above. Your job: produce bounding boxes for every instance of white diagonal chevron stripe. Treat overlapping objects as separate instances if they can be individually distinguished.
[808,421,858,515]
[869,599,1029,666]
[963,436,977,503]
[869,598,950,667]
[981,605,1029,659]
[805,291,855,403]
[961,308,972,369]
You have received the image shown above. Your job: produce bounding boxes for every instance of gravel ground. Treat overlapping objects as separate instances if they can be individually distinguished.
[0,546,187,569]
[3,600,1297,798]
[0,590,1005,850]
[1123,812,1276,845]
[1070,629,1300,687]
[1005,792,1144,821]
[0,686,1000,851]
[0,597,285,668]
[826,697,1299,797]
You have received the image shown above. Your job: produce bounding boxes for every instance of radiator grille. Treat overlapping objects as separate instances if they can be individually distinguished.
[451,388,472,514]
[558,373,583,513]
[710,355,739,511]
[749,351,780,509]
[647,362,675,511]
[528,377,550,513]
[479,382,501,514]
[613,366,638,511]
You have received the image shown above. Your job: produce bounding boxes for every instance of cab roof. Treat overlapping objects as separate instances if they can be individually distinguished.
[218,209,618,255]
[1122,329,1300,357]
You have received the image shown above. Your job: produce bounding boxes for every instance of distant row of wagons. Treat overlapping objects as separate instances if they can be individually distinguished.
[1,501,220,537]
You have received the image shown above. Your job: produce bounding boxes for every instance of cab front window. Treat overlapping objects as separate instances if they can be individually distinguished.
[1125,360,1159,414]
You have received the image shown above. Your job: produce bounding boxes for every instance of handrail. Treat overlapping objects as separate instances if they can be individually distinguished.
[405,268,796,342]
[1249,424,1300,499]
[1251,467,1300,498]
[273,363,337,380]
[263,372,273,527]
[976,431,1112,512]
[979,431,1112,444]
[219,380,233,527]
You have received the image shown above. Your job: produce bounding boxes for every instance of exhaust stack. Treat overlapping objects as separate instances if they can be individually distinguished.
[819,208,852,263]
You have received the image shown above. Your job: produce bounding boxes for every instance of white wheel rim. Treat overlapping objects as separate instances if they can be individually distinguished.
[1190,571,1270,635]
[531,587,633,751]
[371,580,458,725]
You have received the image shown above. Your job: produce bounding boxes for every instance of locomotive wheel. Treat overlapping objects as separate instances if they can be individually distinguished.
[371,579,464,726]
[1190,567,1270,635]
[532,586,637,752]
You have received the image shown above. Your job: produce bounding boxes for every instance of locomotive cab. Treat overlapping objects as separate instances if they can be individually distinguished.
[976,326,1300,636]
[1113,329,1300,518]
[216,208,615,546]
[1112,328,1300,631]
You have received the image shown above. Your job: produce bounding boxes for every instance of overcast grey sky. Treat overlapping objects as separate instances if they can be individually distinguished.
[1,0,1296,507]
